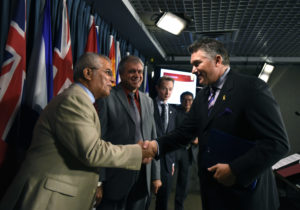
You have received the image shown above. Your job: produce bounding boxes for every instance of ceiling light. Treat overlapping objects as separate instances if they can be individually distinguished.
[156,12,187,35]
[258,63,274,83]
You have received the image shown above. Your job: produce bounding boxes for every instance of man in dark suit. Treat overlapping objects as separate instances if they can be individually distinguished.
[96,55,161,210]
[174,91,198,210]
[146,38,290,210]
[153,76,177,210]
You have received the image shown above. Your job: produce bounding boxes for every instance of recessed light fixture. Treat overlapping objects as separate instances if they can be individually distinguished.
[156,12,187,35]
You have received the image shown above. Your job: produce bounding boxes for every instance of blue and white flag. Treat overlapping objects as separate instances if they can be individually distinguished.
[25,0,53,113]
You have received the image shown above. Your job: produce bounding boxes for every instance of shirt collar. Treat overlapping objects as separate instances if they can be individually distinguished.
[156,96,168,106]
[212,67,230,90]
[76,83,95,103]
[122,86,139,100]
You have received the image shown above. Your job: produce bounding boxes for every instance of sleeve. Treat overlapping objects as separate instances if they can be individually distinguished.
[53,93,142,170]
[150,99,161,180]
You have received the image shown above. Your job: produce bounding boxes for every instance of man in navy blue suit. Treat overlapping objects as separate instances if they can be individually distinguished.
[153,76,177,210]
[146,38,290,210]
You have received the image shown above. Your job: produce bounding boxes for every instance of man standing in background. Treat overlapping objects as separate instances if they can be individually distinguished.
[153,76,177,210]
[174,91,198,210]
[96,55,160,210]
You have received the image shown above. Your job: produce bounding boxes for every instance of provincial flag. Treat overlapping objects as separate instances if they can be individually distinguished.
[109,35,116,86]
[0,0,26,166]
[25,0,53,113]
[53,0,73,96]
[85,15,98,53]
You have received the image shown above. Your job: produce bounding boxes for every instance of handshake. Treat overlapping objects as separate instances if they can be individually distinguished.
[137,140,158,164]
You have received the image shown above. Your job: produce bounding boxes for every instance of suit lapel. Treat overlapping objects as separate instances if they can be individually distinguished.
[153,99,163,130]
[207,72,234,124]
[115,85,136,123]
[166,106,175,132]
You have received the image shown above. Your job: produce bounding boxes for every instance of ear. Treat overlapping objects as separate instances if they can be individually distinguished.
[215,55,223,65]
[82,68,93,81]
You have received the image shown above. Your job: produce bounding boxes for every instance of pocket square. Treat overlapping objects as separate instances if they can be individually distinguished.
[218,107,233,117]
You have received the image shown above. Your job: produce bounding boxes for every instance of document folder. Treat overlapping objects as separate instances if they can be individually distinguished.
[203,129,256,168]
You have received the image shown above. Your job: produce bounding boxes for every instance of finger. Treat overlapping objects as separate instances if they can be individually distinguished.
[137,140,143,146]
[207,164,217,172]
[143,140,150,149]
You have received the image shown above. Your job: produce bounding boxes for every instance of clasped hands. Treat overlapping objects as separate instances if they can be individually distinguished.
[137,140,158,164]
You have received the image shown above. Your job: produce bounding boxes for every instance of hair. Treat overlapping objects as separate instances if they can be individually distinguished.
[188,38,230,66]
[73,52,110,82]
[156,76,175,88]
[118,55,144,75]
[180,91,194,103]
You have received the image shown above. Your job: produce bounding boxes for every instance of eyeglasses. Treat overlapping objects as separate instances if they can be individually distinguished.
[90,67,113,77]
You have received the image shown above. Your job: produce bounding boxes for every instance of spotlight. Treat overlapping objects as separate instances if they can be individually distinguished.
[156,12,187,35]
[258,63,274,83]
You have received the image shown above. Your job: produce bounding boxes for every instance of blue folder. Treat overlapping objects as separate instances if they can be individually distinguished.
[203,129,256,168]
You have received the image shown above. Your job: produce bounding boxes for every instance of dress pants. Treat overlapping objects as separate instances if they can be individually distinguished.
[155,158,173,210]
[174,148,193,210]
[97,165,148,210]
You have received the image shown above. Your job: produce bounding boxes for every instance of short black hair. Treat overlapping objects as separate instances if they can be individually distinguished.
[188,38,230,66]
[180,91,193,103]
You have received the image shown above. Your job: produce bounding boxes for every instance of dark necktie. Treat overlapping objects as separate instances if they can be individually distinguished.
[208,87,217,115]
[128,93,143,142]
[161,103,167,133]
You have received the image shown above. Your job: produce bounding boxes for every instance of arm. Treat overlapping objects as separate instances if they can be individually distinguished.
[54,93,142,170]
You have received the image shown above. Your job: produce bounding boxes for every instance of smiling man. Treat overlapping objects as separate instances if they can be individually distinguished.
[146,38,290,210]
[96,55,160,210]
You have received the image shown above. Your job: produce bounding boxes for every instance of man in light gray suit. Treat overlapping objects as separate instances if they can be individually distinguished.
[96,56,161,210]
[0,53,155,210]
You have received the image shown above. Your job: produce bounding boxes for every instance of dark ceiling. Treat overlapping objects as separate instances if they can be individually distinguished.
[87,0,300,75]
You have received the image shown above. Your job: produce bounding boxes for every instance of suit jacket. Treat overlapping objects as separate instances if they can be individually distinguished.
[96,84,160,200]
[175,108,198,164]
[157,70,290,210]
[0,84,142,210]
[153,99,177,174]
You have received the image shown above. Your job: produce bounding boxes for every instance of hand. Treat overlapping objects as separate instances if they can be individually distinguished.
[207,163,236,186]
[94,185,103,207]
[137,140,158,164]
[192,137,198,145]
[151,179,162,194]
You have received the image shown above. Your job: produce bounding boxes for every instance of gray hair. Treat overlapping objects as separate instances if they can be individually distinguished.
[73,52,111,82]
[118,55,144,75]
[188,38,230,66]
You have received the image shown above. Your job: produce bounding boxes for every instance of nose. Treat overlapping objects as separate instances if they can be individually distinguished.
[192,66,197,74]
[110,75,115,83]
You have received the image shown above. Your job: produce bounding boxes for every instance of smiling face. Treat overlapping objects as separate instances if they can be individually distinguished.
[190,49,224,86]
[120,61,144,92]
